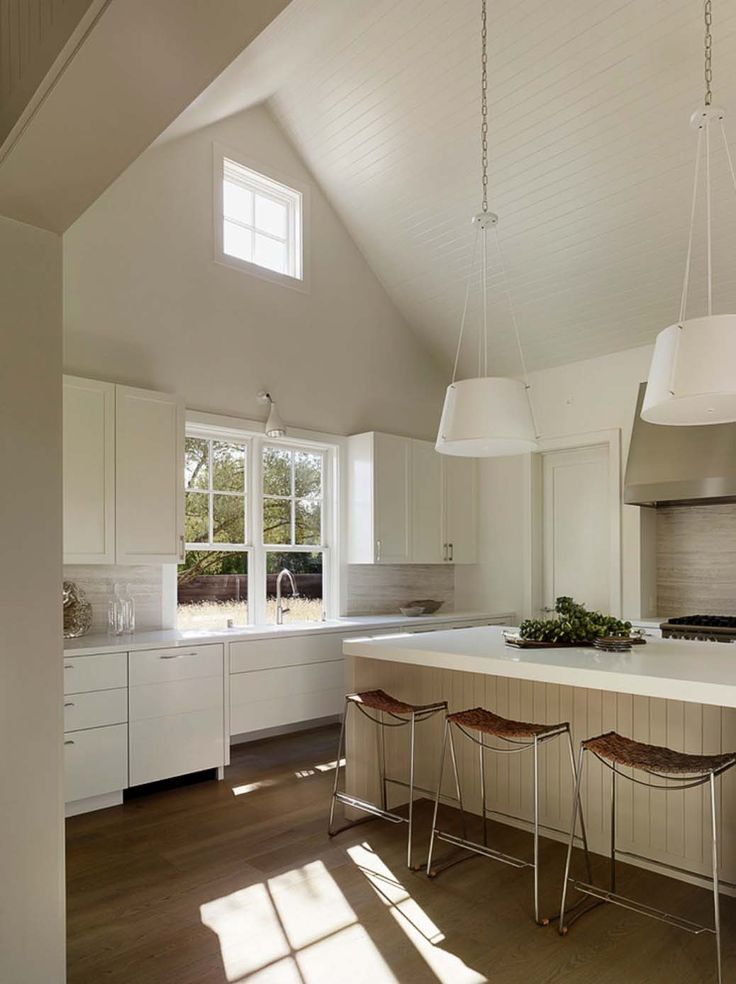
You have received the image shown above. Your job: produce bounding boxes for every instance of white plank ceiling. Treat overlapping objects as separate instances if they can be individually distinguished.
[177,0,736,376]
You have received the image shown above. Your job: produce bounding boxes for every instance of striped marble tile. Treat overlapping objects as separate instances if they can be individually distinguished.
[657,504,736,616]
[346,564,455,616]
[63,565,164,632]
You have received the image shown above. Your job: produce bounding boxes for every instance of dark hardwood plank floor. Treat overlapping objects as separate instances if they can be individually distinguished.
[66,725,734,983]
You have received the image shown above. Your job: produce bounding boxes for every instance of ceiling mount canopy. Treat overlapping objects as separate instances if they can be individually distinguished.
[435,0,538,458]
[642,0,736,426]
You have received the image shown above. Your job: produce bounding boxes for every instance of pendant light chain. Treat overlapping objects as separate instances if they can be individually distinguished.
[481,0,489,213]
[704,0,713,107]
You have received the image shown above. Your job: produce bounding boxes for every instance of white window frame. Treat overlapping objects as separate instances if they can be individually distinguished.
[213,143,310,292]
[182,413,339,627]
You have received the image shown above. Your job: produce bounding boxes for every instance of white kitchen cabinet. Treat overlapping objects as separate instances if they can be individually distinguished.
[62,376,184,565]
[115,385,184,565]
[64,724,128,803]
[64,652,127,694]
[411,439,445,563]
[442,455,478,564]
[348,432,477,564]
[348,432,411,563]
[63,376,116,564]
[128,644,225,786]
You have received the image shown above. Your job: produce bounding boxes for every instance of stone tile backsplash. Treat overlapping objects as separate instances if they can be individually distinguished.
[657,503,736,616]
[63,565,164,633]
[346,564,455,616]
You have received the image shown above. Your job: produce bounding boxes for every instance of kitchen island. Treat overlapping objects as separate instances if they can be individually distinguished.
[342,626,736,892]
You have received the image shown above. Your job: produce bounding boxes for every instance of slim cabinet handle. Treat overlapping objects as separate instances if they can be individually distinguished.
[376,539,382,562]
[64,664,74,670]
[449,542,454,562]
[64,739,75,746]
[160,652,199,659]
[64,701,75,707]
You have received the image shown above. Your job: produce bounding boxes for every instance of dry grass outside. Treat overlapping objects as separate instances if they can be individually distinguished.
[177,597,324,630]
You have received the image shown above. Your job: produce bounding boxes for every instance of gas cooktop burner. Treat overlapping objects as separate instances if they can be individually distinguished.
[666,615,736,628]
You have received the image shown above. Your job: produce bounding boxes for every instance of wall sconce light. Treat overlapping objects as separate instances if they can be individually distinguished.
[257,391,286,438]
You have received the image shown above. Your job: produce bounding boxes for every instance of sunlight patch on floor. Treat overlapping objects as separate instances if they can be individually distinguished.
[348,843,488,984]
[201,860,398,983]
[231,779,279,796]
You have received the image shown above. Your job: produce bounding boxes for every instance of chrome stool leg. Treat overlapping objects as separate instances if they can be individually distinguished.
[479,733,488,847]
[710,773,723,984]
[426,718,450,877]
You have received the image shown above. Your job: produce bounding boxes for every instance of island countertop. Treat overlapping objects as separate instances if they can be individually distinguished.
[343,625,736,709]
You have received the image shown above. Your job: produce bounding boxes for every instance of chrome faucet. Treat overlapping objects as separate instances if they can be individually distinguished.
[275,568,299,625]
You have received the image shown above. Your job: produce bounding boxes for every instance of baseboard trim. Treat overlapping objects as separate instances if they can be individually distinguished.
[230,715,340,746]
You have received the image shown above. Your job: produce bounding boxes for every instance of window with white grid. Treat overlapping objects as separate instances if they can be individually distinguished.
[220,156,303,281]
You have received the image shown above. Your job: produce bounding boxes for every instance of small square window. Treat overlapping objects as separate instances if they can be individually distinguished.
[219,156,303,282]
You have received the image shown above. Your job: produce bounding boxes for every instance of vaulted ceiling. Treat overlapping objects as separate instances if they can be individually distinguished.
[91,1,736,374]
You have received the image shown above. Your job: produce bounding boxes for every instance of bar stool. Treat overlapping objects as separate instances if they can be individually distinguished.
[427,706,590,925]
[328,689,447,869]
[560,731,736,983]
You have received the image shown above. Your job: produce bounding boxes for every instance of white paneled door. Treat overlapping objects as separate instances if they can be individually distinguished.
[542,444,613,614]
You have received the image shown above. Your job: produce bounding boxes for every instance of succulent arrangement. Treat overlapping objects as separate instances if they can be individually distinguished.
[519,596,632,644]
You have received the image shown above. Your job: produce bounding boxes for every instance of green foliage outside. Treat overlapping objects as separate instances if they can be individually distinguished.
[519,596,632,644]
[179,438,323,585]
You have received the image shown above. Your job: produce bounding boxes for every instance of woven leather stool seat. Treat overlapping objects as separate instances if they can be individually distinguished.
[583,731,736,775]
[349,689,437,715]
[448,706,566,739]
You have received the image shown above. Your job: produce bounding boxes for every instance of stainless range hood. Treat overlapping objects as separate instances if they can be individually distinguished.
[624,382,736,507]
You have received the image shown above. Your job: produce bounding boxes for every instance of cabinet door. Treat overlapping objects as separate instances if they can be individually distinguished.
[63,376,115,563]
[443,456,477,564]
[64,724,128,802]
[411,440,444,563]
[115,385,184,564]
[373,433,411,563]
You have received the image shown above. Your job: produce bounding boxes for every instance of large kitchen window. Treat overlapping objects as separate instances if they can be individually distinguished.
[178,424,334,629]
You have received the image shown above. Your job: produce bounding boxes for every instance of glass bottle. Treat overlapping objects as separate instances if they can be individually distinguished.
[108,583,124,636]
[120,584,136,635]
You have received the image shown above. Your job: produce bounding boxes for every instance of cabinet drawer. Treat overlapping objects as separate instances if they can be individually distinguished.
[230,659,345,735]
[129,708,224,786]
[129,676,222,721]
[64,688,127,732]
[64,724,128,802]
[230,635,344,674]
[129,644,223,685]
[63,652,127,694]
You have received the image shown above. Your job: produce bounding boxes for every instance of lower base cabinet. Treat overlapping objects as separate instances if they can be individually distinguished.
[64,723,128,803]
[128,644,225,786]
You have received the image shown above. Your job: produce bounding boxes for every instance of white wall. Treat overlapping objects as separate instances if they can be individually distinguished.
[457,344,655,621]
[63,103,446,440]
[0,216,65,982]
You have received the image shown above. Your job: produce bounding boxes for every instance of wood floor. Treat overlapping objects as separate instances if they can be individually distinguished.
[66,725,734,984]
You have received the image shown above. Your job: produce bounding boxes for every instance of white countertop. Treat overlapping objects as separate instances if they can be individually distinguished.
[62,611,505,656]
[343,625,736,708]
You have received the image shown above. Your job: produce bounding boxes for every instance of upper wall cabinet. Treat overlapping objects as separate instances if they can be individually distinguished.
[442,455,477,565]
[63,377,184,565]
[347,432,477,565]
[348,432,411,564]
[115,386,185,565]
[63,377,116,564]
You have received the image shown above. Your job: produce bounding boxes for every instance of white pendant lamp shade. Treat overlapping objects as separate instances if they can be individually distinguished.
[642,4,736,426]
[436,377,538,457]
[642,315,736,425]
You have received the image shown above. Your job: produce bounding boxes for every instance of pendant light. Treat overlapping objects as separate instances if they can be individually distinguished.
[436,0,538,457]
[642,0,736,426]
